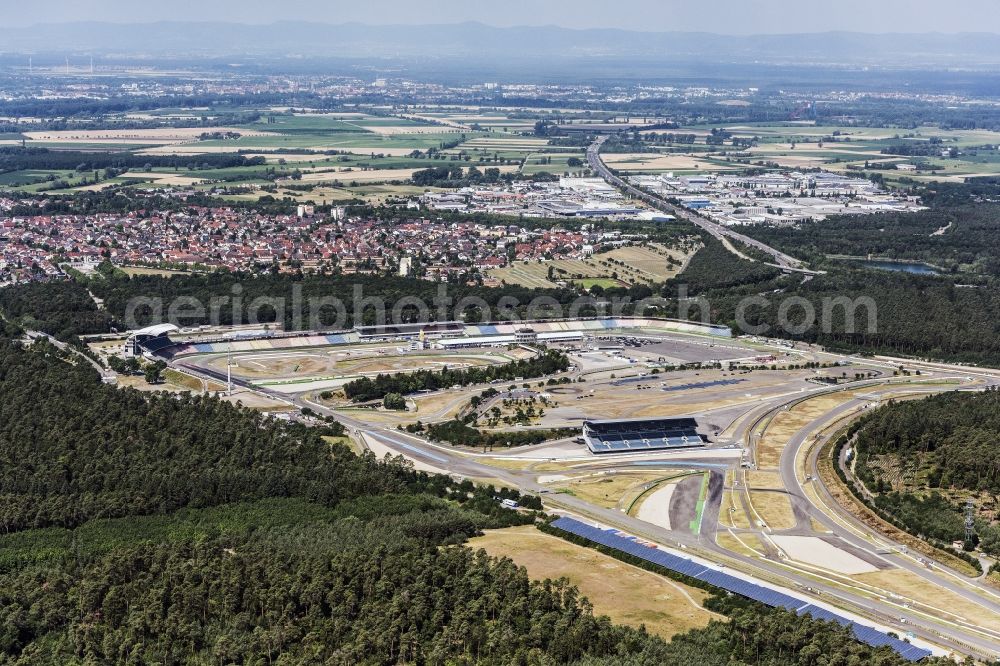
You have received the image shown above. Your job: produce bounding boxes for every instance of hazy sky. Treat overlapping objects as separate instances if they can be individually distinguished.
[3,0,999,34]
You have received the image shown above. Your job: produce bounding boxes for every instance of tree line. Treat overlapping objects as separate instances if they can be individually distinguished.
[84,271,584,332]
[0,146,265,173]
[0,337,538,533]
[414,419,579,449]
[344,349,570,402]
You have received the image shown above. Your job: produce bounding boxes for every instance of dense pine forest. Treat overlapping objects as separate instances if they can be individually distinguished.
[656,234,1000,366]
[740,204,1000,275]
[849,389,1000,555]
[854,389,1000,493]
[0,280,113,340]
[663,235,785,295]
[87,271,582,329]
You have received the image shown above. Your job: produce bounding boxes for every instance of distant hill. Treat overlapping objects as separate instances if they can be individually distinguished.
[6,21,1000,67]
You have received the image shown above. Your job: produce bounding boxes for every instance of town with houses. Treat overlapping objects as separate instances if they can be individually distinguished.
[0,195,624,285]
[1,167,925,285]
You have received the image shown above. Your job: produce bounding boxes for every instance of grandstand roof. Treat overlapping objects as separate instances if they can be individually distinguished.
[128,324,179,339]
[585,416,699,426]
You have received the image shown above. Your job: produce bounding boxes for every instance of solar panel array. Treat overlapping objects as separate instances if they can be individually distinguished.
[550,517,932,662]
[660,378,745,393]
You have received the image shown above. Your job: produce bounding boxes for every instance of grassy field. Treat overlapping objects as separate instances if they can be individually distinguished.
[749,490,797,530]
[0,169,100,193]
[469,526,717,638]
[853,569,1000,633]
[615,122,1000,180]
[550,471,670,509]
[323,434,363,455]
[119,266,192,277]
[489,243,690,289]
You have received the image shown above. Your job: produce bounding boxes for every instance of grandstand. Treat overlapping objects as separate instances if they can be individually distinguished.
[124,324,179,357]
[356,321,465,340]
[160,330,360,358]
[583,417,705,454]
[135,316,732,359]
[463,317,731,339]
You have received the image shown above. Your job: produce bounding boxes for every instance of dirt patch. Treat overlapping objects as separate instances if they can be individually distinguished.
[770,535,879,575]
[554,472,666,509]
[469,526,717,638]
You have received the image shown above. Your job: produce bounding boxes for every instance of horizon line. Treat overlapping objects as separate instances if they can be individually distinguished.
[13,19,1000,38]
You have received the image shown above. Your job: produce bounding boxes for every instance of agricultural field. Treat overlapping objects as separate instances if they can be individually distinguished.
[450,136,564,163]
[21,126,271,145]
[603,152,741,174]
[0,109,511,198]
[519,151,588,175]
[615,122,1000,184]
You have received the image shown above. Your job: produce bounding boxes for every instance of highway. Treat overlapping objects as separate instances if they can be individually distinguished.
[586,136,823,277]
[26,329,115,380]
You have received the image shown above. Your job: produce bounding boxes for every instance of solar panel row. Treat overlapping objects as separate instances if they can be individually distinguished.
[550,517,932,662]
[661,378,745,393]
